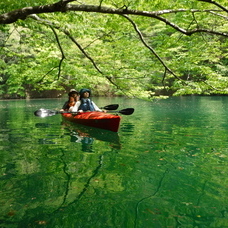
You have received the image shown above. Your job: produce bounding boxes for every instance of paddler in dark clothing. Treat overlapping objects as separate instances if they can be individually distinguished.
[69,88,103,112]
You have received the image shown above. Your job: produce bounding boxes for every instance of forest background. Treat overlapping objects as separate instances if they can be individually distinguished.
[0,0,228,100]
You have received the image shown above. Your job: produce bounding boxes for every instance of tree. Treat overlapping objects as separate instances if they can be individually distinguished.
[0,0,228,99]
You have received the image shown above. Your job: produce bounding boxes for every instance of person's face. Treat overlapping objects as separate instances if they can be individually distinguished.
[82,92,90,98]
[72,93,79,101]
[69,101,75,107]
[69,96,75,106]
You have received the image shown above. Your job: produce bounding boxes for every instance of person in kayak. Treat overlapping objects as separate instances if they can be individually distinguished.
[61,89,79,111]
[69,88,103,112]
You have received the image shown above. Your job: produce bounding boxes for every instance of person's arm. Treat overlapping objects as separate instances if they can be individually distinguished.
[61,101,68,110]
[92,101,102,112]
[69,101,81,112]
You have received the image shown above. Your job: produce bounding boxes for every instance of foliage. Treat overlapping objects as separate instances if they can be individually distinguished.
[0,0,228,98]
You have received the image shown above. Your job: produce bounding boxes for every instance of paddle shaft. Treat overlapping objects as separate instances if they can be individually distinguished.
[34,107,134,117]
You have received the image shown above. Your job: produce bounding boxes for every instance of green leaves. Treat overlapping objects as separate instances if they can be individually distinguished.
[1,0,228,98]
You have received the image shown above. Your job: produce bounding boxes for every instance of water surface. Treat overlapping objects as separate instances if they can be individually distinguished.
[0,96,228,227]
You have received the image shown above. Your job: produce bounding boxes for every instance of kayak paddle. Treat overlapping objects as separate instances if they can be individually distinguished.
[34,107,134,118]
[34,109,62,117]
[100,104,119,110]
[34,104,119,118]
[108,108,134,115]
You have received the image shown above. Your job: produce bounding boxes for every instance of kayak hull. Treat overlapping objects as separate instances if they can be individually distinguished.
[61,112,121,132]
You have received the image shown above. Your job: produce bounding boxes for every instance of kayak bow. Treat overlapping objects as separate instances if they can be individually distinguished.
[61,112,121,132]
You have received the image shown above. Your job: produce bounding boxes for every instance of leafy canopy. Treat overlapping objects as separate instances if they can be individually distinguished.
[0,0,228,99]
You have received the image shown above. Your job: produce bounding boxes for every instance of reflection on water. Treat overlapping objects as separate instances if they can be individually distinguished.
[61,120,121,151]
[1,97,228,227]
[120,122,135,134]
[34,118,122,151]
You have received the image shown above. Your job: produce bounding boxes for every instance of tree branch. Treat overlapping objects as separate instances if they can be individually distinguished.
[208,11,228,19]
[122,15,182,82]
[29,14,102,73]
[49,26,66,79]
[198,0,228,13]
[29,14,122,89]
[1,2,228,38]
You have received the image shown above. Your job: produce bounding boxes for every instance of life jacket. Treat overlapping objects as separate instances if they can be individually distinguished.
[78,98,95,111]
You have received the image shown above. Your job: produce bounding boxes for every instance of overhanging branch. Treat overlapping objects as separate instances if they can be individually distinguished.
[29,14,121,89]
[122,15,182,82]
[198,0,228,13]
[29,14,102,74]
[49,26,66,79]
[1,1,228,38]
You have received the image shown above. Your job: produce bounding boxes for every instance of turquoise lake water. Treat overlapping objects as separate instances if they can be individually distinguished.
[0,96,228,227]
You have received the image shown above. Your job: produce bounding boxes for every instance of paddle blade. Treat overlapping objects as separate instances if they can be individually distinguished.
[34,108,59,117]
[118,108,134,115]
[101,104,119,110]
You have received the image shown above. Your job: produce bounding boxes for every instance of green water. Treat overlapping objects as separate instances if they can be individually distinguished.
[0,96,228,228]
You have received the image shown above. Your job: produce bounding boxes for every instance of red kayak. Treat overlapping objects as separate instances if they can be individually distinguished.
[61,112,121,132]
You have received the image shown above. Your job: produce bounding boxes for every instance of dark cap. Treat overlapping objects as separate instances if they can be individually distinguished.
[79,88,91,96]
